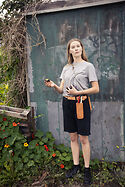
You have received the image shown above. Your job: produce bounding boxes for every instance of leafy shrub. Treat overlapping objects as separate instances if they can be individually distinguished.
[0,115,73,186]
[0,83,9,105]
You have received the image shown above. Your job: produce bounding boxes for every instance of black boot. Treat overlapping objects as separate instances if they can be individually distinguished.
[84,167,92,185]
[66,164,80,178]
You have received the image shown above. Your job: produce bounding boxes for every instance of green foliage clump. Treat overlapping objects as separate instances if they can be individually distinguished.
[0,0,34,15]
[0,47,24,106]
[0,115,73,186]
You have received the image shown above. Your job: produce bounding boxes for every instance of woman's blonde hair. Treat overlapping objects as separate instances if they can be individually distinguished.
[67,38,88,64]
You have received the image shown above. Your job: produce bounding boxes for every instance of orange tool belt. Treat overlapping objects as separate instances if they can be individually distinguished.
[65,95,87,101]
[64,95,92,119]
[65,95,92,110]
[64,95,92,111]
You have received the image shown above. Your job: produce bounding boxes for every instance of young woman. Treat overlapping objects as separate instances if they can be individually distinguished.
[44,38,99,185]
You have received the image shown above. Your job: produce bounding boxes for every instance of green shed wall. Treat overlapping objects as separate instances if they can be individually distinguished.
[26,2,125,161]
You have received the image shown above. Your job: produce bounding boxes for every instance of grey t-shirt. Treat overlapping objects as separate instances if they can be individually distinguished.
[60,61,98,96]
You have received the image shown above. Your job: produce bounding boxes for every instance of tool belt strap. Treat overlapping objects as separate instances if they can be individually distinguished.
[64,95,87,101]
[64,95,92,111]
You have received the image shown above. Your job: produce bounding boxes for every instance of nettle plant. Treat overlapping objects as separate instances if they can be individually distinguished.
[0,115,73,184]
[0,83,9,105]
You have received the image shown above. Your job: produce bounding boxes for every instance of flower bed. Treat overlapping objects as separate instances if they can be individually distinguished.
[0,115,73,186]
[0,115,125,187]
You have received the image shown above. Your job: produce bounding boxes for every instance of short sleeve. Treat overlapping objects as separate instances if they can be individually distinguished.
[88,63,98,82]
[60,66,66,80]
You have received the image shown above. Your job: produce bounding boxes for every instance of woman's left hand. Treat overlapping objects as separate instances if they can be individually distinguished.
[66,85,79,95]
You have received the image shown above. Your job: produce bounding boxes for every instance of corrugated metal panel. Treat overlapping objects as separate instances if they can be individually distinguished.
[26,2,125,161]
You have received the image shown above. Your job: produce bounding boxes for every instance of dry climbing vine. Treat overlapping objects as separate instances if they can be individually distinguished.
[0,0,49,107]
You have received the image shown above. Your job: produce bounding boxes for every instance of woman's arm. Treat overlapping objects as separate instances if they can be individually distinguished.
[44,80,64,94]
[53,80,64,94]
[67,81,99,95]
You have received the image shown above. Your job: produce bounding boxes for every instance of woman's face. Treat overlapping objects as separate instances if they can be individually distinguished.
[69,41,82,58]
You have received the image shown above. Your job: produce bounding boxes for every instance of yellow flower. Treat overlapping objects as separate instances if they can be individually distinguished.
[24,143,28,147]
[116,145,119,149]
[5,84,8,90]
[4,144,10,148]
[102,158,104,161]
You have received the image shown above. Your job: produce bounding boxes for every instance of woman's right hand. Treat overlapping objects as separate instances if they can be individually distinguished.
[44,79,55,88]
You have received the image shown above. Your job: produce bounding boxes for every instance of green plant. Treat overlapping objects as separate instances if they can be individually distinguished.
[0,83,9,105]
[0,115,73,186]
[91,158,125,187]
[0,115,26,185]
[0,45,27,107]
[116,145,125,151]
[114,163,125,187]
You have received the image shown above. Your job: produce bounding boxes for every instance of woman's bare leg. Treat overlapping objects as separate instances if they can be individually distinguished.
[79,135,90,167]
[70,132,79,165]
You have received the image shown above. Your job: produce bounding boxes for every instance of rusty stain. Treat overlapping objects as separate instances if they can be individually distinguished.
[59,20,74,44]
[117,117,121,120]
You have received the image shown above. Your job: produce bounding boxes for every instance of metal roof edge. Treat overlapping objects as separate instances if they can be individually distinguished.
[24,0,125,16]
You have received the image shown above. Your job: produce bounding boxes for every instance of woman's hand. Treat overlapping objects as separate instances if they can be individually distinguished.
[44,79,64,94]
[44,79,55,88]
[66,85,79,95]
